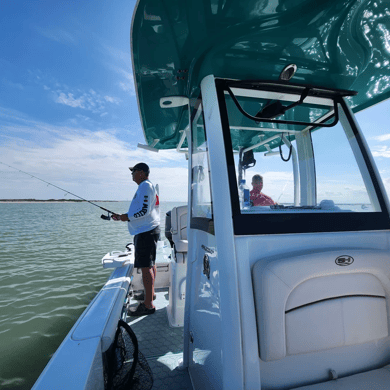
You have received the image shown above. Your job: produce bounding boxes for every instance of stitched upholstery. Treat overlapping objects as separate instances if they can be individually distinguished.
[252,249,390,362]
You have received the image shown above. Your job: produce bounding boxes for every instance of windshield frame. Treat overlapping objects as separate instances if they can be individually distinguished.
[216,78,390,235]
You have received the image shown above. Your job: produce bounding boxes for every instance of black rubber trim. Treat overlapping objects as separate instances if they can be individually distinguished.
[189,94,215,235]
[225,79,357,98]
[226,85,339,128]
[339,98,389,214]
[285,294,386,314]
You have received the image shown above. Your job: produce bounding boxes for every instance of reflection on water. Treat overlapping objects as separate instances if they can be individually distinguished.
[0,201,183,389]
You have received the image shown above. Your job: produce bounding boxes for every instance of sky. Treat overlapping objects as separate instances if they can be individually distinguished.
[0,0,389,204]
[0,0,188,202]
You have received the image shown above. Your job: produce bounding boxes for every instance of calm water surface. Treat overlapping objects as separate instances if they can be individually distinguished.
[0,201,183,389]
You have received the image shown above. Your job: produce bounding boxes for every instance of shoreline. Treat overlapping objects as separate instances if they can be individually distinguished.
[0,200,185,203]
[0,200,120,203]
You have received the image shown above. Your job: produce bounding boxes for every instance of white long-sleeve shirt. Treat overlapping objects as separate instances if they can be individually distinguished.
[126,179,160,235]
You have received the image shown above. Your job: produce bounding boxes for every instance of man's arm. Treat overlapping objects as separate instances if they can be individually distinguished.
[112,214,129,221]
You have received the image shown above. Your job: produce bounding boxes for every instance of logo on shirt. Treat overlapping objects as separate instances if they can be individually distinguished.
[134,195,149,218]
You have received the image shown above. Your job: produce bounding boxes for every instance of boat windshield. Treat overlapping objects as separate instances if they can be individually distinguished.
[216,80,390,234]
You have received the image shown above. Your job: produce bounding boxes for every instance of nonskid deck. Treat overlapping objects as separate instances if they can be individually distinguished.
[126,288,192,390]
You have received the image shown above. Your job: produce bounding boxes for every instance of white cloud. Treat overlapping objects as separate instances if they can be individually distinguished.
[119,80,135,94]
[317,181,371,204]
[103,45,130,64]
[372,146,390,158]
[56,92,85,108]
[116,69,135,95]
[261,171,293,182]
[104,96,121,104]
[0,123,188,201]
[25,70,123,114]
[36,27,76,45]
[151,166,188,202]
[102,44,136,95]
[371,134,390,142]
[53,88,122,114]
[382,176,390,196]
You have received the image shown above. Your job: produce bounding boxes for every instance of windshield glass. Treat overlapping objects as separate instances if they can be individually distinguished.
[223,86,381,214]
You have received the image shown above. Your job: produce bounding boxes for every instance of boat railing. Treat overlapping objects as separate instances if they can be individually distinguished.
[32,256,134,390]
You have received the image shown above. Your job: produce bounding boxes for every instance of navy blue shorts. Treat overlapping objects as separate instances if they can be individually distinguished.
[134,226,160,268]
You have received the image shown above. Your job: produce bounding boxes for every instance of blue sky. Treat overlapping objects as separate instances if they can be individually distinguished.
[0,1,389,203]
[0,0,188,202]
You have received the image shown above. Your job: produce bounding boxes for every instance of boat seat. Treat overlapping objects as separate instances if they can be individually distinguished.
[171,206,188,261]
[252,249,390,389]
[293,364,390,389]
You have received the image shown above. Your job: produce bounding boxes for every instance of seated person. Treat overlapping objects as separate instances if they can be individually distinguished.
[250,174,275,206]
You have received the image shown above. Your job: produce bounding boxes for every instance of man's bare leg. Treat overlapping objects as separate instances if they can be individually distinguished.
[142,266,155,309]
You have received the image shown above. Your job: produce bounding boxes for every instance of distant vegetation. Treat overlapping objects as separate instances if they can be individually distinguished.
[0,199,115,202]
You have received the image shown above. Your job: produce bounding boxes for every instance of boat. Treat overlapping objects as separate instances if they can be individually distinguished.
[33,0,390,389]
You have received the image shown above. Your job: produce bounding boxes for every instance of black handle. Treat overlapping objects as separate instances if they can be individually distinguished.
[203,254,210,279]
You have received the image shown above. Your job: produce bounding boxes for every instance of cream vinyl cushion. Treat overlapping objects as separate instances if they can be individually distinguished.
[294,365,390,389]
[252,249,390,362]
[171,206,188,253]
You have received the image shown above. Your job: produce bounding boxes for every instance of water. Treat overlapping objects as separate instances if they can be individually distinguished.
[0,201,185,389]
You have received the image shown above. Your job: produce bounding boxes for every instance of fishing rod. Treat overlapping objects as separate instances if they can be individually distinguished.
[277,181,289,203]
[0,161,118,220]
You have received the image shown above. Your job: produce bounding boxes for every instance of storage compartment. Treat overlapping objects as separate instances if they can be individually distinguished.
[286,296,388,356]
[252,249,390,389]
[167,259,187,327]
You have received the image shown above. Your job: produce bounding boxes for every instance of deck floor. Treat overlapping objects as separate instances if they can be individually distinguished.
[126,289,193,390]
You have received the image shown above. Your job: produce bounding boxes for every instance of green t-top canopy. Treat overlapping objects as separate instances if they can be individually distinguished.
[131,0,390,150]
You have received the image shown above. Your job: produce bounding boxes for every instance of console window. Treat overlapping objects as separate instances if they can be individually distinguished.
[223,87,380,214]
[216,79,389,234]
[190,101,214,233]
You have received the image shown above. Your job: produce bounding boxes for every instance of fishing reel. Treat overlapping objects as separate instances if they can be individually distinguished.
[101,212,111,221]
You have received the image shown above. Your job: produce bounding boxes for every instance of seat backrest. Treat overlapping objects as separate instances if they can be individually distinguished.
[171,206,188,253]
[252,249,390,388]
[285,273,387,357]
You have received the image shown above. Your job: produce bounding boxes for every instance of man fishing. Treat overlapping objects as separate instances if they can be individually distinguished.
[112,162,160,316]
